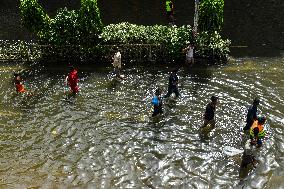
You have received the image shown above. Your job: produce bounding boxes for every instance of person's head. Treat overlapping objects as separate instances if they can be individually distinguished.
[253,98,260,106]
[68,65,75,71]
[14,73,20,80]
[155,88,162,96]
[258,115,266,124]
[211,96,218,105]
[172,68,178,74]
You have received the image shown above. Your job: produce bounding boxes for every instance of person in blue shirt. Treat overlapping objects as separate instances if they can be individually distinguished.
[164,69,180,98]
[243,98,260,131]
[152,88,163,117]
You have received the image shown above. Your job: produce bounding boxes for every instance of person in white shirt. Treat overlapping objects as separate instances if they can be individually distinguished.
[183,44,194,65]
[112,51,124,79]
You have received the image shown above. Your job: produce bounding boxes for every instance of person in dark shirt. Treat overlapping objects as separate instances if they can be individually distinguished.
[164,69,180,98]
[201,96,218,129]
[243,98,260,131]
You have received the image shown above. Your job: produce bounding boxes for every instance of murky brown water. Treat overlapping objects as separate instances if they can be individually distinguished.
[0,56,284,188]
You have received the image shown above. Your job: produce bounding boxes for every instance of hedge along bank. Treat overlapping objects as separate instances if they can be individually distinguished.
[18,0,230,63]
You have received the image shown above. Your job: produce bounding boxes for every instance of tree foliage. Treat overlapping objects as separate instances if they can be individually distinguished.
[19,0,230,62]
[198,0,224,33]
[19,0,103,46]
[195,31,231,60]
[19,0,50,34]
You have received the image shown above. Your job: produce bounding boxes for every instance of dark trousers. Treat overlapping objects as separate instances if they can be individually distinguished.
[152,105,163,117]
[164,85,180,98]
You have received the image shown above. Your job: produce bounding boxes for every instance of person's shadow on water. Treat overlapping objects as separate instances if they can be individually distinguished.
[180,64,213,97]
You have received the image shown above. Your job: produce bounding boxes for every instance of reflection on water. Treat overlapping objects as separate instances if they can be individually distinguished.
[0,57,284,188]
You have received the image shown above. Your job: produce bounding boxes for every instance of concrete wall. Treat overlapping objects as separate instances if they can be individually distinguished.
[223,0,284,54]
[98,0,194,26]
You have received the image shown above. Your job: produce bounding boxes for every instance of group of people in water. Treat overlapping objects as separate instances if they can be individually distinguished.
[239,98,267,180]
[150,68,267,152]
[149,67,267,177]
[13,65,79,96]
[13,49,266,181]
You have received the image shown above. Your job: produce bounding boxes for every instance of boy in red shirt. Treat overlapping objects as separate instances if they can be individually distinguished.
[65,66,79,94]
[14,73,26,93]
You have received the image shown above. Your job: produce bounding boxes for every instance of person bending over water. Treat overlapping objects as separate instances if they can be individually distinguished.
[14,73,26,93]
[243,98,260,132]
[201,96,218,129]
[65,66,79,94]
[164,69,180,98]
[151,88,163,117]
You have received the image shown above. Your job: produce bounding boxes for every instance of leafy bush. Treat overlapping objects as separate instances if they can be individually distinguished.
[0,40,42,61]
[198,0,224,33]
[20,0,103,47]
[19,1,230,62]
[78,0,103,46]
[100,22,194,59]
[19,0,50,34]
[39,8,79,46]
[195,31,231,60]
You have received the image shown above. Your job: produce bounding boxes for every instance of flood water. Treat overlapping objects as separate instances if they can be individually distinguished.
[0,56,284,188]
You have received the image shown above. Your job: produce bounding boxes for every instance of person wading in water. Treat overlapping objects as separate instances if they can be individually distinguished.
[14,73,26,94]
[200,96,218,135]
[65,66,79,94]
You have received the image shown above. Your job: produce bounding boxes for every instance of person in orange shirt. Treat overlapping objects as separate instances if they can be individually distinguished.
[14,73,26,93]
[250,116,266,148]
[65,66,79,94]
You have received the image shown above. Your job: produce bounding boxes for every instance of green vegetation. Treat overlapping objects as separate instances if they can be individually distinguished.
[14,0,230,63]
[198,0,224,33]
[19,0,50,34]
[20,0,103,46]
[0,40,41,61]
[195,31,230,60]
[100,23,193,60]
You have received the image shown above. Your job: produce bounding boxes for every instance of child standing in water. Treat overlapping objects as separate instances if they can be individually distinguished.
[152,88,163,117]
[65,66,79,94]
[183,44,194,65]
[112,51,125,80]
[14,73,26,93]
